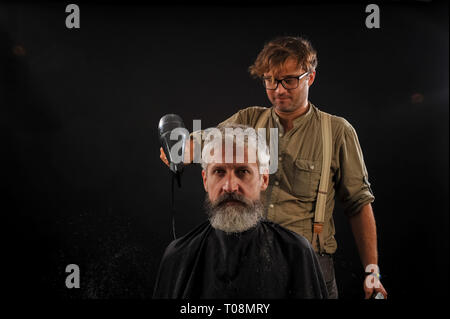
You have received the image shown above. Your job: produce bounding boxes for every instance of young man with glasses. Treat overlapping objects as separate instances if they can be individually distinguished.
[160,36,388,299]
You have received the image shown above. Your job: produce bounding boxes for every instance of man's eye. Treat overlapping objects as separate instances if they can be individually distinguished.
[283,78,296,85]
[238,169,250,174]
[214,169,225,174]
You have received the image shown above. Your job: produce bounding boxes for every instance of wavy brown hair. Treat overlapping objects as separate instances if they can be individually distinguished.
[248,36,318,78]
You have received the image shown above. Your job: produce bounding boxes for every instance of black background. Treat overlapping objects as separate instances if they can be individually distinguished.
[1,1,448,301]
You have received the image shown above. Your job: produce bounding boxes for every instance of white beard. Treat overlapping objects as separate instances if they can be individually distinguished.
[205,194,265,234]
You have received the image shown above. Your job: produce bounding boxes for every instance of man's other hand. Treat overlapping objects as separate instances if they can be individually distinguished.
[159,138,194,168]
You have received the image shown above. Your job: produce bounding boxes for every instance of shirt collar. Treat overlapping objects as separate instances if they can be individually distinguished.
[271,101,314,131]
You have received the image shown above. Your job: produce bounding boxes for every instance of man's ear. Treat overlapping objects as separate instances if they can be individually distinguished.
[260,172,269,191]
[202,169,208,192]
[308,70,316,86]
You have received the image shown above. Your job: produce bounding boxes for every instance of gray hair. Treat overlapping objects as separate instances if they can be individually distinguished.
[199,123,270,174]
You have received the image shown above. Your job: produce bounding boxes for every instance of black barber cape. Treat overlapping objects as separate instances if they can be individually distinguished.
[152,220,328,299]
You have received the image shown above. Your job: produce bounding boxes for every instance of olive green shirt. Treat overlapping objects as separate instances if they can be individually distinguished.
[217,102,375,254]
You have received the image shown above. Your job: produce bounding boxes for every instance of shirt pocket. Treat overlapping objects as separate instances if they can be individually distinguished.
[292,158,321,201]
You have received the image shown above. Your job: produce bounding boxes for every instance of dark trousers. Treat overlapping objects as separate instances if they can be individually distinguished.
[316,253,339,299]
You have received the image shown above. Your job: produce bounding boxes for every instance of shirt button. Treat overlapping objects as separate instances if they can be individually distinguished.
[310,165,315,170]
[275,181,279,186]
[269,204,274,208]
[279,133,283,138]
[278,157,282,161]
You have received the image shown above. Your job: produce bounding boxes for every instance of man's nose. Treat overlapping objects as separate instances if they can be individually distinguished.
[222,173,239,193]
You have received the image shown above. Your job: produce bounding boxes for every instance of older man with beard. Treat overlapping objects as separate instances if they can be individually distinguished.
[152,124,328,299]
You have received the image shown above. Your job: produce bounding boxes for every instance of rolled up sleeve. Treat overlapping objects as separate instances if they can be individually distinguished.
[335,120,375,217]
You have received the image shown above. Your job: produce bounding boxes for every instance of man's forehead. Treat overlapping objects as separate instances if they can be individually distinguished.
[265,58,303,77]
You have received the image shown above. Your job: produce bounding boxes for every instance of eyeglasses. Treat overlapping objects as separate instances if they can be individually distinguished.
[262,71,310,90]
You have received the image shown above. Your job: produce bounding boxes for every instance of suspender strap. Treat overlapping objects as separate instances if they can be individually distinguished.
[312,111,332,254]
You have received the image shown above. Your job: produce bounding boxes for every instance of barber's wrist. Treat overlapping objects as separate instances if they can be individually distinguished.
[363,264,381,280]
[365,271,381,280]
